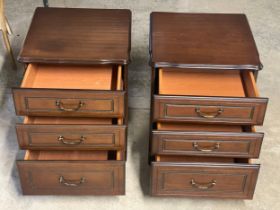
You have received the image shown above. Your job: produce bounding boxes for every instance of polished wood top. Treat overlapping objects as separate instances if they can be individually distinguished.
[150,12,262,70]
[18,7,131,65]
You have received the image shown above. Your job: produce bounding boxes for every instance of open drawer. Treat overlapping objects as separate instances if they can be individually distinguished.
[151,123,263,158]
[17,150,125,195]
[151,156,259,199]
[153,68,268,125]
[13,64,125,117]
[16,116,126,151]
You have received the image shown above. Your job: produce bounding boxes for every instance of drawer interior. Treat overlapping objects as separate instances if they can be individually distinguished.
[24,150,121,161]
[24,116,112,125]
[21,64,123,91]
[156,122,255,133]
[158,68,259,98]
[157,122,243,132]
[155,155,249,164]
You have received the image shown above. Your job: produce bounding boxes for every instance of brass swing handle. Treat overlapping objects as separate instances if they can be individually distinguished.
[193,142,220,152]
[58,135,85,145]
[190,179,216,190]
[55,100,84,112]
[195,107,223,118]
[59,176,85,187]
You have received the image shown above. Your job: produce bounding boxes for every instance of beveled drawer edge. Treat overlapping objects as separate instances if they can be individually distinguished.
[17,160,125,195]
[152,130,264,158]
[153,94,268,125]
[151,63,263,71]
[151,161,260,199]
[16,124,127,150]
[152,130,264,137]
[151,161,260,168]
[12,88,126,117]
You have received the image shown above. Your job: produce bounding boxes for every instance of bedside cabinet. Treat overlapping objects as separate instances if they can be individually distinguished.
[13,7,131,195]
[149,12,268,199]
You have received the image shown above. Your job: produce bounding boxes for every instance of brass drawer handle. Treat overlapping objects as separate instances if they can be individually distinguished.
[59,176,85,187]
[191,179,216,190]
[195,107,223,118]
[58,135,85,145]
[193,142,220,152]
[56,100,84,112]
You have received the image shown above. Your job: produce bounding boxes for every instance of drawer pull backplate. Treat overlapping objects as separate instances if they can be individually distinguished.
[193,142,220,152]
[58,135,85,145]
[59,176,85,187]
[56,100,84,112]
[190,179,216,190]
[195,107,223,118]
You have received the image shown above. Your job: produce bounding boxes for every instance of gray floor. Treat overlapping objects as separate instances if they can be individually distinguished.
[0,0,279,210]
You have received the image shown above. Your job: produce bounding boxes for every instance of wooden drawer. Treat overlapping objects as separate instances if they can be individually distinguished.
[153,69,268,125]
[17,150,125,195]
[151,157,259,199]
[152,123,263,158]
[13,64,125,118]
[16,117,126,150]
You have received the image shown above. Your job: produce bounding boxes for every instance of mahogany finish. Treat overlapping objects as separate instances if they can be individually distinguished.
[13,88,125,117]
[149,12,267,199]
[153,95,267,125]
[152,130,263,158]
[16,124,126,150]
[150,12,261,70]
[153,70,268,125]
[18,8,131,65]
[151,162,259,199]
[18,161,125,195]
[14,7,130,196]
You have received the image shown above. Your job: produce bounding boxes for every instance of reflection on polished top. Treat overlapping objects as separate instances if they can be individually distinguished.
[19,7,131,65]
[150,12,261,70]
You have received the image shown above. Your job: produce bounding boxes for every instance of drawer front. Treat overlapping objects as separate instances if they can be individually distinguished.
[13,88,125,117]
[151,162,259,199]
[17,161,125,195]
[16,124,126,150]
[152,131,263,158]
[153,95,268,125]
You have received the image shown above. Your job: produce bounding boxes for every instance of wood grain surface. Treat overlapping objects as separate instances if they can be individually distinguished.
[18,8,131,65]
[150,12,262,70]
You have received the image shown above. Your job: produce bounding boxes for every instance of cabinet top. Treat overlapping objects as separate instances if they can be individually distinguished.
[18,7,131,65]
[150,12,262,70]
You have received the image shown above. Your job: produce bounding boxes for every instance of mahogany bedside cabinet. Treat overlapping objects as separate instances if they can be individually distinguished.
[13,7,131,195]
[149,12,268,199]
